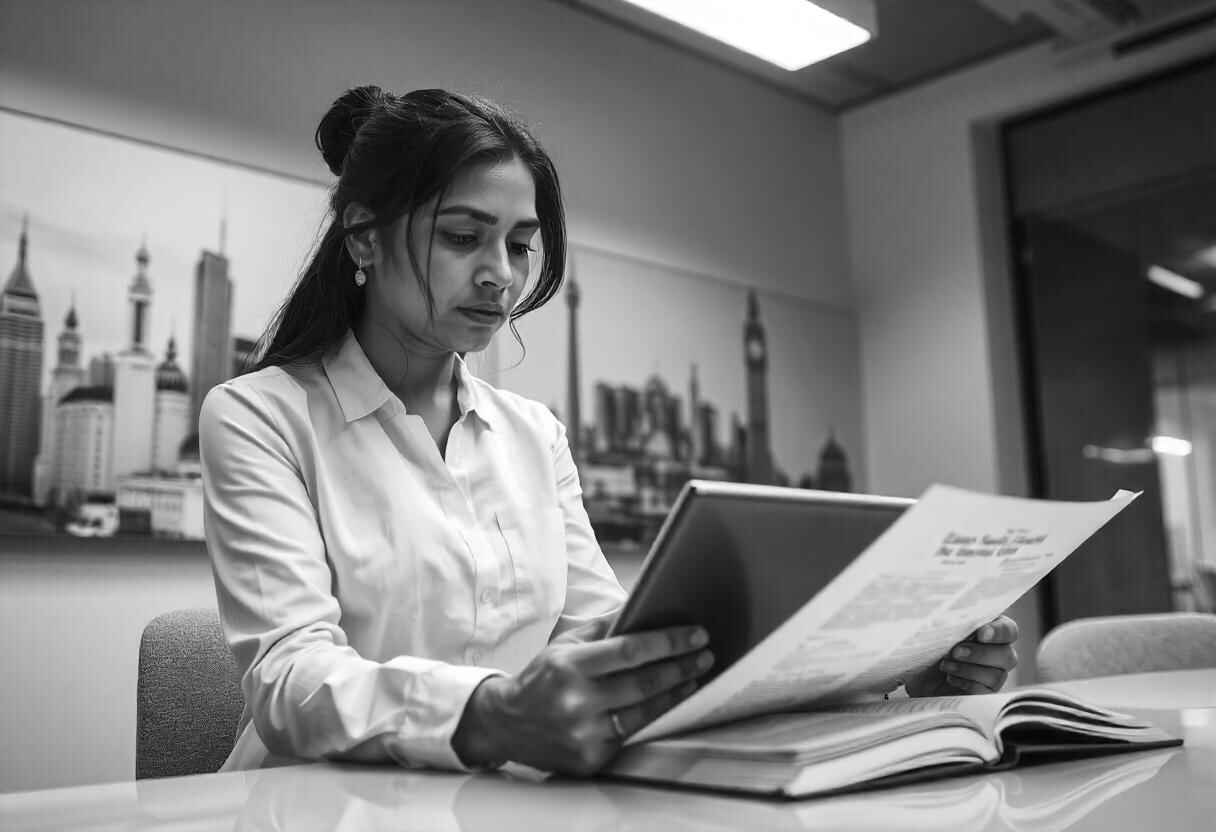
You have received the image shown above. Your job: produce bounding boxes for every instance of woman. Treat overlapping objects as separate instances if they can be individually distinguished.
[200,85,1018,778]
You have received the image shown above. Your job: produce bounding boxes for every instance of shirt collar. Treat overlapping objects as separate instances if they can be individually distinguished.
[322,331,495,429]
[322,330,394,423]
[453,353,496,430]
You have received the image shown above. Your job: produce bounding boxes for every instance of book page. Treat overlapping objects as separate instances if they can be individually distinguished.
[647,707,970,760]
[629,485,1138,743]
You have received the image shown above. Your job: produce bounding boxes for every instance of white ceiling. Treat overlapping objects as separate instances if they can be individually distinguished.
[559,0,1216,110]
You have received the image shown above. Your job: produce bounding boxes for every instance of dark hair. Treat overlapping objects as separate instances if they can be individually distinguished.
[250,85,566,371]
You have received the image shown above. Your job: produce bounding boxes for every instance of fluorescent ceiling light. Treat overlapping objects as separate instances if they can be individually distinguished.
[1085,437,1194,462]
[1150,435,1192,456]
[1147,264,1204,299]
[1083,444,1155,464]
[1195,244,1216,269]
[618,0,873,70]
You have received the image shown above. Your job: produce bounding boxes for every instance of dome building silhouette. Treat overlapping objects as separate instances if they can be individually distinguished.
[815,433,853,493]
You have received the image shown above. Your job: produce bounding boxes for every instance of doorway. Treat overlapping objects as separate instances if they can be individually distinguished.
[1003,56,1216,625]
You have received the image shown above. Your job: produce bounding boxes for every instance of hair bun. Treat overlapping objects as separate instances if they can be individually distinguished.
[315,85,389,177]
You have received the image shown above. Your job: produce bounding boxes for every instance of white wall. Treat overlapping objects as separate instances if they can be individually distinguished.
[1,547,217,794]
[0,0,851,793]
[0,543,647,795]
[840,23,1216,688]
[0,0,849,308]
[841,29,1216,499]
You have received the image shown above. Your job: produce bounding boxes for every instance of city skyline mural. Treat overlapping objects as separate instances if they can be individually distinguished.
[0,108,330,538]
[0,108,865,543]
[495,244,866,544]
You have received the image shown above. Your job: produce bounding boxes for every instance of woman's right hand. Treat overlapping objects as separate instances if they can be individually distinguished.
[452,626,714,775]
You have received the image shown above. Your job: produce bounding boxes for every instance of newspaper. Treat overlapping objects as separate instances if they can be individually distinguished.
[627,485,1139,744]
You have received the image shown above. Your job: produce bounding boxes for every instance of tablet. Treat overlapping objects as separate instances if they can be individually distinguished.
[607,480,914,680]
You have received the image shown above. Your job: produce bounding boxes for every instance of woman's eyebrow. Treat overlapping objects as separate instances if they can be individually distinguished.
[437,205,540,230]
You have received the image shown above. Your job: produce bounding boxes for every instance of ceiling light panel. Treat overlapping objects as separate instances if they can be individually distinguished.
[1147,264,1205,299]
[618,0,874,70]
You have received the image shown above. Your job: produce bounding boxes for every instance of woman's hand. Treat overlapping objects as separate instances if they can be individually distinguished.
[452,626,714,775]
[905,615,1019,697]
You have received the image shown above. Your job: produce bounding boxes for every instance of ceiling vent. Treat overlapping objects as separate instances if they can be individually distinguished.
[978,0,1141,41]
[979,0,1216,56]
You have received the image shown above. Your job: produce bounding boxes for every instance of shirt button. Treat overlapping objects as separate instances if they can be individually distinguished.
[480,590,494,605]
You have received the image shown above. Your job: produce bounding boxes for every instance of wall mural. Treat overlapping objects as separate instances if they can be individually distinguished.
[491,245,866,545]
[0,108,864,544]
[0,109,328,540]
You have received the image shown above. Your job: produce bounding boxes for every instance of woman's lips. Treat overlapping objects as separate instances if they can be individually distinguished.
[458,307,504,325]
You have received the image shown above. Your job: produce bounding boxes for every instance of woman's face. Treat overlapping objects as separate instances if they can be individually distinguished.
[367,155,539,355]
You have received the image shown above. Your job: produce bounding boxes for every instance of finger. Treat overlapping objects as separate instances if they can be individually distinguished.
[578,626,708,676]
[948,642,1018,671]
[568,618,614,643]
[600,649,715,709]
[944,673,998,694]
[972,615,1019,644]
[584,619,614,641]
[941,659,1007,692]
[611,678,702,740]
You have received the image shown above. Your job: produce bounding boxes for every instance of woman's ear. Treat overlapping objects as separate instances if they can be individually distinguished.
[342,202,377,265]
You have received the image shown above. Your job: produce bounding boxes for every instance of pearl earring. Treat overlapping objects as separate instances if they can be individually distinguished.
[354,257,367,287]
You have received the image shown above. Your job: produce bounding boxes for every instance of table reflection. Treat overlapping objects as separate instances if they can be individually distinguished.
[217,746,1179,832]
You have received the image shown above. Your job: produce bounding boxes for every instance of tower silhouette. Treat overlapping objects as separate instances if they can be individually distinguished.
[58,301,82,370]
[153,335,190,472]
[688,363,701,466]
[742,291,774,484]
[0,217,45,498]
[33,299,86,504]
[111,242,157,481]
[128,240,153,353]
[565,269,582,459]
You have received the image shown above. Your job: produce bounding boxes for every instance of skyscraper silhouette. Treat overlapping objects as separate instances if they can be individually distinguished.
[0,217,45,498]
[190,249,233,426]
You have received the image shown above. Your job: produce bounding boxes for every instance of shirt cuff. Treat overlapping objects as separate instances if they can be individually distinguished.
[384,664,506,772]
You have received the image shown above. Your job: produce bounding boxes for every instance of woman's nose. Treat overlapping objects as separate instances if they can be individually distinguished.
[476,246,512,289]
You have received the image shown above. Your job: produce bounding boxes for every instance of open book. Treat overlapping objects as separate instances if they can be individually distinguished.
[603,484,1179,796]
[606,687,1179,798]
[606,741,1176,828]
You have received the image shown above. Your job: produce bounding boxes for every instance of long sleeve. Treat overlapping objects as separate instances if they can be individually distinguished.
[199,381,497,771]
[547,416,628,644]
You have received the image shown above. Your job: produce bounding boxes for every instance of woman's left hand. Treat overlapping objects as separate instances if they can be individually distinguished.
[905,615,1019,697]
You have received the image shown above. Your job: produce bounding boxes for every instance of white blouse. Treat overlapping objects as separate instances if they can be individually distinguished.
[198,330,627,772]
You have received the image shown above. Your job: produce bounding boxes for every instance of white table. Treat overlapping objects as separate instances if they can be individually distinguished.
[2,669,1213,831]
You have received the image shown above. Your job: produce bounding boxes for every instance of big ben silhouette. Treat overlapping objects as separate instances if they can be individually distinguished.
[743,290,774,484]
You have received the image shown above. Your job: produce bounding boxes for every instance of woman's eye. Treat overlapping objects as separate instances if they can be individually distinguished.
[508,241,536,258]
[442,231,478,247]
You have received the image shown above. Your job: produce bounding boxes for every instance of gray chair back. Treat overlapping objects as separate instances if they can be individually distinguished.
[1037,612,1216,682]
[136,607,244,779]
[1194,563,1216,614]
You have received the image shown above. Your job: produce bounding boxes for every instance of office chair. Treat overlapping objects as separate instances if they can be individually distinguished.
[1193,562,1216,614]
[1037,611,1216,682]
[136,607,244,779]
